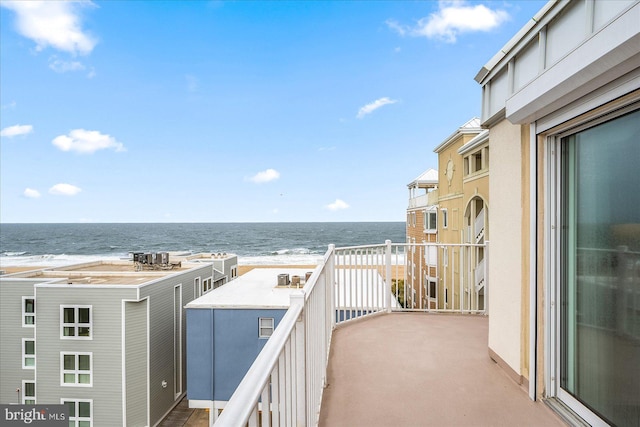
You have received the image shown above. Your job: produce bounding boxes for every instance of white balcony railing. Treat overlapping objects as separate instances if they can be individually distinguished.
[408,189,438,209]
[408,194,429,209]
[475,257,485,291]
[215,240,488,426]
[474,208,485,242]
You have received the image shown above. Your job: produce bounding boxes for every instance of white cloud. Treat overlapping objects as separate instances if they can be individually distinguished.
[23,188,41,198]
[49,183,82,196]
[387,1,509,43]
[186,74,199,92]
[1,124,33,138]
[326,199,350,211]
[1,0,97,55]
[52,129,125,154]
[357,97,397,119]
[49,56,86,73]
[247,169,280,184]
[1,101,17,110]
[385,19,407,36]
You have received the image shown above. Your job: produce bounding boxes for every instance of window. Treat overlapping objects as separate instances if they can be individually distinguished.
[22,339,35,369]
[464,147,489,175]
[22,381,35,405]
[556,108,639,426]
[62,399,92,427]
[231,266,237,279]
[194,277,201,298]
[429,281,437,299]
[22,297,35,327]
[259,317,274,338]
[203,277,212,293]
[473,151,482,172]
[61,352,92,386]
[442,209,448,229]
[61,306,92,339]
[425,211,437,231]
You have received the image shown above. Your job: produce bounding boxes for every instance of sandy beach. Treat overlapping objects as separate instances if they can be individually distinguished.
[1,263,405,279]
[0,264,318,276]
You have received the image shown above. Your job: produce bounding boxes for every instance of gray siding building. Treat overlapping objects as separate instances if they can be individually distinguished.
[0,255,236,426]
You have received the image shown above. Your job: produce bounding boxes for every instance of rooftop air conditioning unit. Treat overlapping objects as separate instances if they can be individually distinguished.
[277,274,290,287]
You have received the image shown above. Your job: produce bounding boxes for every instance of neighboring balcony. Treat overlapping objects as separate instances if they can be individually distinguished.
[213,241,562,427]
[408,189,439,209]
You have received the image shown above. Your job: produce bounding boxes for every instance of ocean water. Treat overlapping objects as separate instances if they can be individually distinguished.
[0,222,405,267]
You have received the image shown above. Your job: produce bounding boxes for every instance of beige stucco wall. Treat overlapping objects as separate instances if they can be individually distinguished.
[487,118,523,375]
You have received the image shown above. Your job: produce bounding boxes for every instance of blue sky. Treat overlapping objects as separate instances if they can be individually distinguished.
[1,0,547,223]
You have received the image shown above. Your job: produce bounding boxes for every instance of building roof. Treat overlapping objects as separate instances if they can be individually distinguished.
[186,268,312,309]
[1,260,206,286]
[433,117,482,153]
[407,168,438,188]
[474,1,556,85]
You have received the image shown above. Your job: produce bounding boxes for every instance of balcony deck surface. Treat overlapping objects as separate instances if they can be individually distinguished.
[319,313,565,427]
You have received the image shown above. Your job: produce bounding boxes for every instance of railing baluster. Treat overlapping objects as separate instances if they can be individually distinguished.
[272,359,280,426]
[261,382,271,427]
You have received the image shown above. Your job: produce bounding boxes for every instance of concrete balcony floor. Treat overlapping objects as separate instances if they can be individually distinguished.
[319,313,565,427]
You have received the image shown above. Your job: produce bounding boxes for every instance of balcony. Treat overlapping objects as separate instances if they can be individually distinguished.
[212,242,563,426]
[319,314,562,426]
[408,189,439,209]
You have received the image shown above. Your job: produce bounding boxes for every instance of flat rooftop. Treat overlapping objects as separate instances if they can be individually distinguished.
[1,260,204,286]
[186,268,313,309]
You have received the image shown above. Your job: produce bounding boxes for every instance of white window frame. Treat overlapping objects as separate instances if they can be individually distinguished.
[60,305,92,340]
[259,317,274,338]
[61,352,93,387]
[203,277,212,293]
[62,398,93,427]
[425,211,437,232]
[442,209,448,229]
[22,296,35,327]
[231,265,238,279]
[22,380,35,405]
[22,338,35,369]
[194,277,201,298]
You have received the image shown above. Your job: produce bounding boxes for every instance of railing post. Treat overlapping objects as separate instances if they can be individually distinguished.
[484,241,489,315]
[328,244,335,330]
[291,292,307,426]
[385,240,392,313]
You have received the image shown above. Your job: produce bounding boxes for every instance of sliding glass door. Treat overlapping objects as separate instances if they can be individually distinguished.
[559,108,639,426]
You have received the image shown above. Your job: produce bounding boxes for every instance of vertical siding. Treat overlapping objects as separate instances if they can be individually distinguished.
[139,265,206,426]
[0,279,41,404]
[34,286,136,426]
[125,299,148,427]
[186,309,214,401]
[213,309,287,401]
